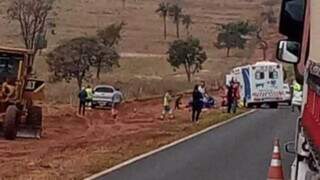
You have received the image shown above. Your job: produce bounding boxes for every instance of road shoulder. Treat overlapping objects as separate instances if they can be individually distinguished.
[85,109,257,180]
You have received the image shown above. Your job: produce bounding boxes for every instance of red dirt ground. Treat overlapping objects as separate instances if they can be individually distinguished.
[0,93,223,179]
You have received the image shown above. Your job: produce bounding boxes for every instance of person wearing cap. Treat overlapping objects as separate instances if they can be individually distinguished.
[78,87,87,116]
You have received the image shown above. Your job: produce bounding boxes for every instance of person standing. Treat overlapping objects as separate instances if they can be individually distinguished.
[111,88,123,120]
[161,90,174,120]
[231,81,240,113]
[227,80,235,113]
[198,81,206,96]
[291,80,302,112]
[175,94,183,110]
[85,85,93,109]
[78,87,87,116]
[192,85,203,123]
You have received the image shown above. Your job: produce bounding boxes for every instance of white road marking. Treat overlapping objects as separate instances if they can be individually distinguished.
[84,109,257,180]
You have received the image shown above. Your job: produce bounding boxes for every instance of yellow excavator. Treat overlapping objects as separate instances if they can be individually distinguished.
[0,46,44,140]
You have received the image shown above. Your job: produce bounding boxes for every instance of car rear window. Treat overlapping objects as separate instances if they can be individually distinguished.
[95,87,114,93]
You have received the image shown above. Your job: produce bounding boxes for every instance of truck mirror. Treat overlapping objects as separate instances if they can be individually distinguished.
[277,40,300,64]
[285,141,296,155]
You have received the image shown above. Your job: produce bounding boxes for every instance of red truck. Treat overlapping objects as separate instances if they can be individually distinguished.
[277,0,320,179]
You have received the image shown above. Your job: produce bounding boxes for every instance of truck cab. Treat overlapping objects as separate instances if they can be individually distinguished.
[277,0,320,179]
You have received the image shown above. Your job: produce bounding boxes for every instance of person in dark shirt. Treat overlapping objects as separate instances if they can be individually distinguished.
[78,87,87,116]
[227,80,235,113]
[175,94,183,110]
[192,85,203,123]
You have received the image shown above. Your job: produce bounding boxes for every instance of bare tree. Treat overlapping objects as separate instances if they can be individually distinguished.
[7,0,56,66]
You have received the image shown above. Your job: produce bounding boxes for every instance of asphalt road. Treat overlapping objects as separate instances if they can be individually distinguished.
[97,106,298,180]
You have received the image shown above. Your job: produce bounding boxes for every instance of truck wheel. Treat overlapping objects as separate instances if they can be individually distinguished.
[27,106,42,127]
[4,105,18,140]
[270,103,279,109]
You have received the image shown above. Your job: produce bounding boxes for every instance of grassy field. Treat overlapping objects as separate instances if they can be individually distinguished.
[0,0,281,103]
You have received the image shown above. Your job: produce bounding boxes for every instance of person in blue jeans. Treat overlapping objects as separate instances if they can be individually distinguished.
[192,85,203,123]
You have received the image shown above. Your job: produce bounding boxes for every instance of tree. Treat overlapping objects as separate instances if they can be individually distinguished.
[215,21,256,57]
[97,22,124,48]
[122,0,126,8]
[156,2,170,39]
[181,14,192,36]
[169,4,183,38]
[95,22,123,79]
[261,8,277,24]
[7,0,56,66]
[167,37,207,82]
[90,44,120,80]
[47,37,95,89]
[256,27,268,60]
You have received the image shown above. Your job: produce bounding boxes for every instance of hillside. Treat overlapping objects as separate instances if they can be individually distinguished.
[0,0,281,102]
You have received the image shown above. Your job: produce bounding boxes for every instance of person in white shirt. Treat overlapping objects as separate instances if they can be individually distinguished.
[198,81,206,96]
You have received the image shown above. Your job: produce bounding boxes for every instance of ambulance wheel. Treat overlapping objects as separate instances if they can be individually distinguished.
[269,103,278,109]
[3,105,18,140]
[256,103,262,108]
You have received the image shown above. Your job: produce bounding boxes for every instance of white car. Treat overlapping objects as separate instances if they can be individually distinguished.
[92,85,123,108]
[283,83,292,105]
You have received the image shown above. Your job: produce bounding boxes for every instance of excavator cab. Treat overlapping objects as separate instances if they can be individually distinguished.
[0,46,44,140]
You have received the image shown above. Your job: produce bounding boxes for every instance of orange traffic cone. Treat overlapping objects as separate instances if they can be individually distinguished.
[267,138,284,180]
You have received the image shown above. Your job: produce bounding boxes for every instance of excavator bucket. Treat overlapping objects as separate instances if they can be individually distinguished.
[17,79,45,139]
[17,127,41,139]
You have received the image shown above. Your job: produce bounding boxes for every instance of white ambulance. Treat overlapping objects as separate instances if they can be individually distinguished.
[226,61,285,108]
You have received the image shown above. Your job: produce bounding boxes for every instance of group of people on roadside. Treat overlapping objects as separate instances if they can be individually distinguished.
[226,79,240,113]
[220,79,240,114]
[160,81,212,123]
[78,85,94,116]
[78,85,122,120]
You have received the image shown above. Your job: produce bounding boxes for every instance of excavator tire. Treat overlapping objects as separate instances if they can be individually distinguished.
[27,106,42,127]
[4,105,18,140]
